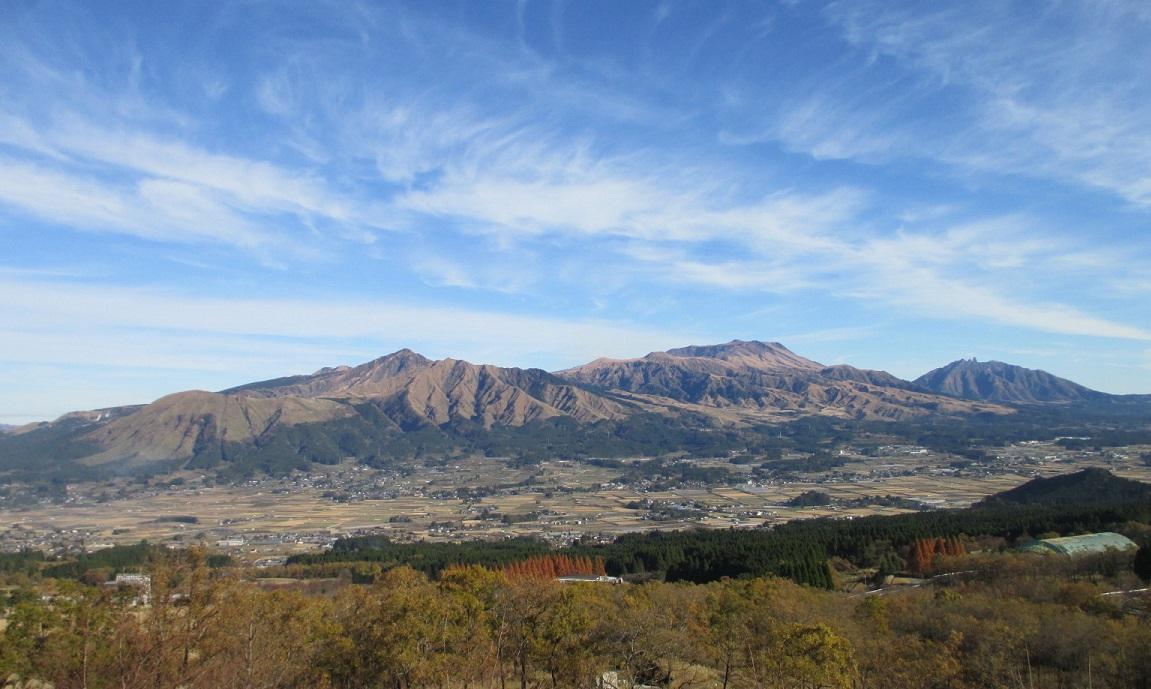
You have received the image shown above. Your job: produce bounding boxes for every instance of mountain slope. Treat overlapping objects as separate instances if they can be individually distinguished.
[227,350,629,427]
[0,350,634,475]
[558,340,1002,422]
[81,391,356,467]
[915,359,1106,404]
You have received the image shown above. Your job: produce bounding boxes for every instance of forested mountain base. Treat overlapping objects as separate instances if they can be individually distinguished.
[1,550,1149,689]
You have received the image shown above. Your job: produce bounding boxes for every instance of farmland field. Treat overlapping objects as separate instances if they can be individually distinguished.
[3,441,1149,562]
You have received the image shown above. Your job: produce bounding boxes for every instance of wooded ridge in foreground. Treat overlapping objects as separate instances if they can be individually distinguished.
[1,547,1149,689]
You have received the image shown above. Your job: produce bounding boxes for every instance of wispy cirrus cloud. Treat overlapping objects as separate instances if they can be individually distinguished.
[0,157,275,248]
[1,0,1148,419]
[314,18,1145,346]
[621,211,1151,342]
[399,132,867,247]
[0,278,699,375]
[0,112,405,247]
[737,0,1151,207]
[842,261,1151,342]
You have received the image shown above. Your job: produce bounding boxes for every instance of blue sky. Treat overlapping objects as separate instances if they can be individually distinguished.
[2,0,1150,423]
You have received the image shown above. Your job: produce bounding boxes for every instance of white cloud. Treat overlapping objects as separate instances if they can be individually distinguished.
[405,176,670,239]
[855,217,1054,271]
[0,157,274,247]
[620,210,1151,342]
[845,264,1151,341]
[724,90,905,162]
[408,252,539,294]
[831,218,1151,341]
[354,102,521,185]
[620,244,820,293]
[0,102,409,251]
[0,0,1145,392]
[671,259,815,292]
[47,118,398,228]
[402,137,865,250]
[0,279,700,373]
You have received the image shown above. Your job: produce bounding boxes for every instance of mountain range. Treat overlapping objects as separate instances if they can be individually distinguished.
[558,341,985,421]
[1,340,1141,478]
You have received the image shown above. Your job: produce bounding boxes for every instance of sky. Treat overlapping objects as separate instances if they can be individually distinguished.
[2,0,1150,424]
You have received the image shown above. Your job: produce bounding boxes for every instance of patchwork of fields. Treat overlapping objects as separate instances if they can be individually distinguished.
[3,441,1149,562]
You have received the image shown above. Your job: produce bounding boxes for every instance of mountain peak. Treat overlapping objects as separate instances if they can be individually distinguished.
[365,348,433,369]
[662,340,821,370]
[915,359,1103,404]
[665,339,788,355]
[223,349,435,398]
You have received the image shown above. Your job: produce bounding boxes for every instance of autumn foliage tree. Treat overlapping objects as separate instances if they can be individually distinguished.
[906,536,966,576]
[4,545,1151,689]
[497,554,606,581]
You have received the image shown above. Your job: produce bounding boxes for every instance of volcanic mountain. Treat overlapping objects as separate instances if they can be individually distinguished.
[914,359,1106,404]
[224,349,628,426]
[1,341,1007,477]
[556,340,1000,421]
[48,351,630,468]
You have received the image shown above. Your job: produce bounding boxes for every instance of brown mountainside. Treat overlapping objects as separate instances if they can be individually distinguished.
[74,354,632,467]
[663,340,824,370]
[81,391,354,467]
[222,349,434,399]
[379,359,629,426]
[2,341,1013,473]
[557,340,1001,421]
[225,350,629,426]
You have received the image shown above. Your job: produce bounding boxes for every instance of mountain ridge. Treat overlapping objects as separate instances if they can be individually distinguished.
[0,340,1055,479]
[559,339,994,422]
[73,355,636,470]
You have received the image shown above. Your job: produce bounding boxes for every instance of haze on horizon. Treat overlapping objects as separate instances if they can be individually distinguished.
[2,0,1149,424]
